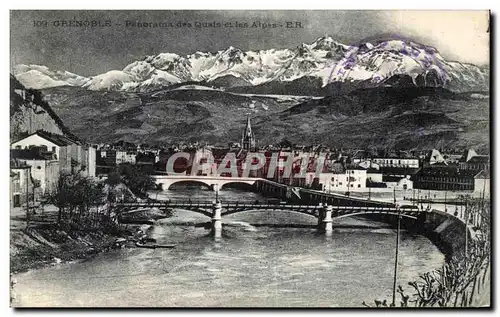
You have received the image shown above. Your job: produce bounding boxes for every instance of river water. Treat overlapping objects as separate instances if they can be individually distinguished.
[13,186,445,307]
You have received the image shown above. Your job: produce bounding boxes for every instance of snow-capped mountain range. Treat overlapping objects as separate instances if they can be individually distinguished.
[12,36,489,93]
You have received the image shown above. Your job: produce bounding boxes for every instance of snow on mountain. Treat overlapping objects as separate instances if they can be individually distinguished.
[13,64,90,90]
[13,36,488,93]
[83,70,136,91]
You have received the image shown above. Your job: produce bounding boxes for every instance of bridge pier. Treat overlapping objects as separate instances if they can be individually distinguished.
[211,201,222,241]
[317,203,324,229]
[318,204,333,235]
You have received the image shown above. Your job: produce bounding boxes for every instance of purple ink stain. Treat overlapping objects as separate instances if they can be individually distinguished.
[343,62,354,70]
[343,56,355,65]
[416,127,425,137]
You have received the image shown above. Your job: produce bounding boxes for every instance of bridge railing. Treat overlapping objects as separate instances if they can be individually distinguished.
[112,200,423,214]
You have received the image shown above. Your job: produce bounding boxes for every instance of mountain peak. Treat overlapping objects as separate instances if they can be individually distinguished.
[311,36,349,52]
[13,37,487,93]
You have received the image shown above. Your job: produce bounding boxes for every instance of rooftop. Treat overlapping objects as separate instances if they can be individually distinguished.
[12,130,80,147]
[466,156,489,164]
[474,170,490,179]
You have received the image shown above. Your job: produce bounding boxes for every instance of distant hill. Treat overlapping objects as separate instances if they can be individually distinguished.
[39,84,489,152]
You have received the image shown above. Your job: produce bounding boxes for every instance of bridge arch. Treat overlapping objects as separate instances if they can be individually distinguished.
[334,211,418,220]
[219,181,255,191]
[165,180,213,190]
[221,208,319,219]
[169,207,213,218]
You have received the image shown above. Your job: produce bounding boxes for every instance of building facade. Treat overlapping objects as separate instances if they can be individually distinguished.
[413,167,477,191]
[10,130,94,177]
[10,164,33,208]
[116,150,137,165]
[325,168,368,192]
[372,157,419,169]
[11,148,60,194]
[474,170,490,198]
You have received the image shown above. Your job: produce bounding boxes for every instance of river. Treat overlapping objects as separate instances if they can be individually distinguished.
[13,186,445,307]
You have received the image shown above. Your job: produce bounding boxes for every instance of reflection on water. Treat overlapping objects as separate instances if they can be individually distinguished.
[14,186,445,307]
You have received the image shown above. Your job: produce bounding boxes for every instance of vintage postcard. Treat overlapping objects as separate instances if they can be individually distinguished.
[9,10,490,308]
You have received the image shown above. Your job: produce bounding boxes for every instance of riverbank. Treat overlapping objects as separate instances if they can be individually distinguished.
[10,206,156,274]
[402,208,490,307]
[119,207,172,225]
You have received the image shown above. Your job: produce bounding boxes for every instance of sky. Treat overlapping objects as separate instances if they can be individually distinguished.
[10,10,490,76]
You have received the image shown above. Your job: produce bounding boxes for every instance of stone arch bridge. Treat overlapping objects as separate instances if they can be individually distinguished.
[152,175,258,191]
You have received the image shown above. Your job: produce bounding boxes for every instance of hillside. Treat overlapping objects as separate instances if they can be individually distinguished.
[40,85,303,145]
[39,84,489,151]
[10,75,79,143]
[250,87,489,151]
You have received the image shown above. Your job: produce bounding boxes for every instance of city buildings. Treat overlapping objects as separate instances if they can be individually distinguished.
[412,167,478,191]
[10,130,96,177]
[458,149,490,172]
[372,157,419,169]
[10,130,97,201]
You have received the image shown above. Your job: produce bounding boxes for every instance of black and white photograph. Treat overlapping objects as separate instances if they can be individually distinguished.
[8,9,491,308]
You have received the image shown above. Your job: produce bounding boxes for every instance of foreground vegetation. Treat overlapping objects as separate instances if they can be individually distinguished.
[11,166,157,274]
[367,198,490,307]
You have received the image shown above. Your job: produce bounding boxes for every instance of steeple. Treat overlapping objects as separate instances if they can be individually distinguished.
[244,116,252,137]
[241,115,256,151]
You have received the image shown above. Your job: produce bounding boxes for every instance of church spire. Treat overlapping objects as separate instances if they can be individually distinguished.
[244,115,252,137]
[241,115,256,151]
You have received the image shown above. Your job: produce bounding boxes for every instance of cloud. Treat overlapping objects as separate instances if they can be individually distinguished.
[383,10,489,65]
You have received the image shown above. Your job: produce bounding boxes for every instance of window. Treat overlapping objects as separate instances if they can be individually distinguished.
[52,146,56,152]
[339,182,342,186]
[15,145,21,149]
[36,166,41,170]
[357,184,361,188]
[350,184,353,187]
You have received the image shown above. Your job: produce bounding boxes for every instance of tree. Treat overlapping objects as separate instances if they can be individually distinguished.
[42,173,105,225]
[106,171,122,187]
[117,164,155,198]
[278,138,293,149]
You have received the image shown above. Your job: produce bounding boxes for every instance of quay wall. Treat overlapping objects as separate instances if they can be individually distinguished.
[421,209,467,258]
